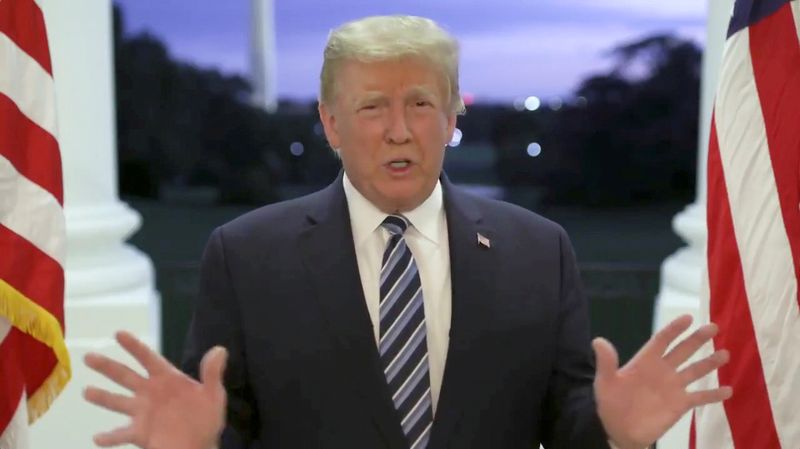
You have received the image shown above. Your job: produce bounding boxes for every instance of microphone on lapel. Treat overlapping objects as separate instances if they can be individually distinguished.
[477,232,491,249]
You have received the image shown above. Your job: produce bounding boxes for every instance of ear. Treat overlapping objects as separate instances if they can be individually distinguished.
[445,112,457,145]
[318,101,341,150]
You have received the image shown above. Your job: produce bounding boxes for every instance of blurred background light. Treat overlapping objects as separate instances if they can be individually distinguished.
[290,141,304,156]
[524,96,541,111]
[449,128,463,147]
[527,142,542,157]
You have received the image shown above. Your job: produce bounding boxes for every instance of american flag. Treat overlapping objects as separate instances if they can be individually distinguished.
[692,0,800,448]
[0,0,71,446]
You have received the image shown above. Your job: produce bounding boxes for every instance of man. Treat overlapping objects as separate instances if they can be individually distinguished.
[83,15,731,449]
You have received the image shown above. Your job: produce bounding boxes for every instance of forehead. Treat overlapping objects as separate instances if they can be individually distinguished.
[334,57,447,98]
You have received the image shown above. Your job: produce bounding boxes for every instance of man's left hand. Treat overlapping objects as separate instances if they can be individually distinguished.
[593,314,732,449]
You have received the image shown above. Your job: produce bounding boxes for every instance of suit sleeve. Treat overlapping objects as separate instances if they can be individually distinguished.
[540,227,611,449]
[182,227,260,448]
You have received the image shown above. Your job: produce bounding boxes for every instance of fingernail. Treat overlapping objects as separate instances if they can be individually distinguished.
[216,346,229,361]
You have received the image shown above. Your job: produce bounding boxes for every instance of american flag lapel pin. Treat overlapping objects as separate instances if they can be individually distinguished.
[477,232,491,249]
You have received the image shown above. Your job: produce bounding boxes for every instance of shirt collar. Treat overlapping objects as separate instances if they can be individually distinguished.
[343,172,444,247]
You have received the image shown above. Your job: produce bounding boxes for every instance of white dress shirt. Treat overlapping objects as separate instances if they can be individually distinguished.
[343,173,452,415]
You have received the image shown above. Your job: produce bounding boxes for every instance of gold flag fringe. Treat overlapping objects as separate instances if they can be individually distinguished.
[0,278,72,425]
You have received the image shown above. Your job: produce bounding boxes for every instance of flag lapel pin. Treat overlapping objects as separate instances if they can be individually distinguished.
[477,233,491,249]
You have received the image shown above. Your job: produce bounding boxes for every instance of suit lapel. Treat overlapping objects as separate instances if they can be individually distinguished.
[298,175,408,449]
[429,176,497,449]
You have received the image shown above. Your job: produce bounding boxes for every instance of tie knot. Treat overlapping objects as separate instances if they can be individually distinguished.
[381,214,409,235]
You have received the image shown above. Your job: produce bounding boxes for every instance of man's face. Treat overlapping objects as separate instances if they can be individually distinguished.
[319,57,457,213]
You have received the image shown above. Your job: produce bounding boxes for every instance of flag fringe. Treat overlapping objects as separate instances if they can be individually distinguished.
[26,361,71,423]
[0,279,71,424]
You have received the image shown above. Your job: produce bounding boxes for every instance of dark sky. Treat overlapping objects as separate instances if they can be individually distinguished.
[115,0,707,102]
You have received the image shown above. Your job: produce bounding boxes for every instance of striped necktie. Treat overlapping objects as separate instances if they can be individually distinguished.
[379,215,433,449]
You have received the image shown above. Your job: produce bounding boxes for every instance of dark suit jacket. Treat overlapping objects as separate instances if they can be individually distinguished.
[182,173,611,449]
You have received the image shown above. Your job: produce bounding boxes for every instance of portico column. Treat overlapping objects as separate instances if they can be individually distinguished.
[250,0,278,112]
[654,0,734,447]
[30,1,159,448]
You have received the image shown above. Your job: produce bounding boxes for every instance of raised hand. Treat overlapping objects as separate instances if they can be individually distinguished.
[83,331,227,449]
[593,315,732,449]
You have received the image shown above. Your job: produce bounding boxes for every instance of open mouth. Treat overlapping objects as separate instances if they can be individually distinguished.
[387,159,411,169]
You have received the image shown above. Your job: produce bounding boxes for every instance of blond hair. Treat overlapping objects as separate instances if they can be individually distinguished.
[319,15,466,114]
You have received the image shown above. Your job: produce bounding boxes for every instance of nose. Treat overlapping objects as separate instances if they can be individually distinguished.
[384,105,412,145]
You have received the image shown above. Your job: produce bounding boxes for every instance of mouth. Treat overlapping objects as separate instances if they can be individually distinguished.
[387,159,411,169]
[384,158,414,175]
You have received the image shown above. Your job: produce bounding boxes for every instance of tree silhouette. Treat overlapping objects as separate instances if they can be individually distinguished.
[493,33,701,207]
[113,5,336,203]
[562,34,699,205]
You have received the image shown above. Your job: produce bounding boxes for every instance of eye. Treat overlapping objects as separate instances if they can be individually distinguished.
[414,100,432,107]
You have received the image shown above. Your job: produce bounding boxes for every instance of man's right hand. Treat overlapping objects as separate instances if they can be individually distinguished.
[83,331,227,449]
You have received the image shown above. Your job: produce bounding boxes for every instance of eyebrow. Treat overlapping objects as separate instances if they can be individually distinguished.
[351,86,439,108]
[406,86,436,98]
[354,92,387,106]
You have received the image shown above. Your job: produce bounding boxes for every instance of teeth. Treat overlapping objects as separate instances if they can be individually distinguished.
[389,161,409,168]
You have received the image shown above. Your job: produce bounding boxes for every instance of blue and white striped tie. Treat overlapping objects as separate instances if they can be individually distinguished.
[379,215,433,449]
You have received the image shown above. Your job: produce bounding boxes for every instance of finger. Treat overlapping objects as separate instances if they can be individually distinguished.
[83,386,136,415]
[688,386,733,407]
[592,337,620,382]
[647,314,694,356]
[678,350,730,385]
[116,330,172,376]
[84,352,146,392]
[200,346,228,397]
[663,323,719,367]
[93,426,137,447]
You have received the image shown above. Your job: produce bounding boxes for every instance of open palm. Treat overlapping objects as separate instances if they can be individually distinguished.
[84,331,227,449]
[593,315,732,449]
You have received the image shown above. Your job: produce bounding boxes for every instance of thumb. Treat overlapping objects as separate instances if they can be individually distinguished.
[592,337,619,382]
[200,346,228,393]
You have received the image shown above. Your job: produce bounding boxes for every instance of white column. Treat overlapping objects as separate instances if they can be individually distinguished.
[30,1,159,448]
[654,0,734,447]
[250,0,278,112]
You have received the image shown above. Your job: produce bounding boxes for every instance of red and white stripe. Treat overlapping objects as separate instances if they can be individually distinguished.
[0,0,70,446]
[694,2,800,448]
